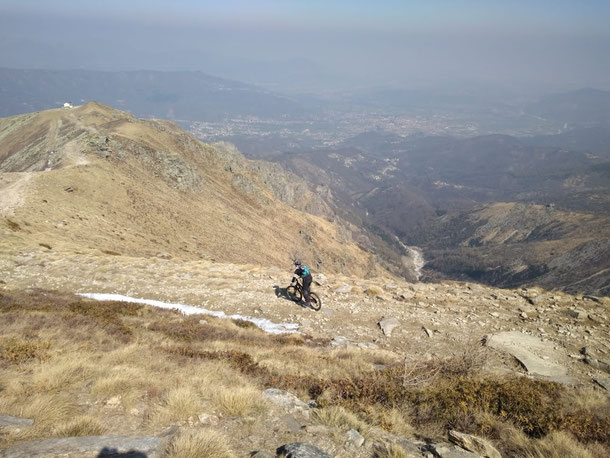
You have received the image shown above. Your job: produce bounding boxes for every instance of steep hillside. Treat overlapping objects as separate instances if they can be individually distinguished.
[271,134,610,294]
[0,102,386,278]
[413,202,610,295]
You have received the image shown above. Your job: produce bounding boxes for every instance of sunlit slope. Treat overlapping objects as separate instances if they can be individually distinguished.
[0,102,384,277]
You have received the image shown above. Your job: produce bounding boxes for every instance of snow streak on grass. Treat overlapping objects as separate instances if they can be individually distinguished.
[79,293,299,334]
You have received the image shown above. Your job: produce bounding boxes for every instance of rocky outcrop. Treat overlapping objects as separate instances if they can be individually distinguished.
[0,435,161,458]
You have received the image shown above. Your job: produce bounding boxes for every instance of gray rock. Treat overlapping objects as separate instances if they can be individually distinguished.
[487,331,575,384]
[565,308,588,320]
[378,317,400,336]
[304,425,333,435]
[263,389,309,414]
[584,357,610,374]
[250,452,275,458]
[594,376,610,391]
[346,429,365,447]
[333,285,351,294]
[0,435,161,458]
[427,443,481,457]
[276,442,332,458]
[281,415,303,433]
[448,430,501,458]
[0,415,34,429]
[330,336,350,347]
[313,274,328,286]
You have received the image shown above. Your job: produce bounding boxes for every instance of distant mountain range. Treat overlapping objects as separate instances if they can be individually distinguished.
[525,88,610,126]
[0,68,307,121]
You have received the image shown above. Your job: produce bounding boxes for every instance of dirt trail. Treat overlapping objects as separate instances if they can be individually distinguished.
[0,172,34,216]
[1,248,608,388]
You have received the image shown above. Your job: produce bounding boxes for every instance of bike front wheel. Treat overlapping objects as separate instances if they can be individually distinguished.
[287,286,302,303]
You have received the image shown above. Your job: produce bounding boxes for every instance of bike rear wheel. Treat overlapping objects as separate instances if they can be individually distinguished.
[309,292,322,311]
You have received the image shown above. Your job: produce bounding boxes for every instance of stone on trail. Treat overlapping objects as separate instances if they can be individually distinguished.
[0,435,161,458]
[486,331,574,384]
[276,442,332,458]
[378,316,400,336]
[448,430,501,458]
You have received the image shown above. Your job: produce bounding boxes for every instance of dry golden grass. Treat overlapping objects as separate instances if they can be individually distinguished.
[51,415,107,437]
[373,442,412,458]
[32,356,94,393]
[1,289,609,458]
[164,428,235,458]
[149,386,204,426]
[364,285,384,297]
[314,406,369,435]
[364,407,414,437]
[213,386,268,417]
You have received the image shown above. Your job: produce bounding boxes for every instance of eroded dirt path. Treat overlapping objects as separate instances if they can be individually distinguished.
[0,172,34,216]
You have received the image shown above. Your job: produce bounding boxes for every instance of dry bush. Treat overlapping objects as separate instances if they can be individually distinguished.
[52,415,107,437]
[401,340,487,387]
[164,428,235,458]
[0,337,50,364]
[351,286,363,294]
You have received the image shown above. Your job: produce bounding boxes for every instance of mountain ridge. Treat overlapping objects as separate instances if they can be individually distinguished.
[0,102,389,278]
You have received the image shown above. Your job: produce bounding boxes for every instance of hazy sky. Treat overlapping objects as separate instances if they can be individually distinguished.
[1,0,609,92]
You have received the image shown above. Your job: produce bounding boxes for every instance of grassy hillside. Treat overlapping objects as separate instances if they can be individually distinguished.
[0,102,384,278]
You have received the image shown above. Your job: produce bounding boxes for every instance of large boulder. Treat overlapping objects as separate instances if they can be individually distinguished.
[276,442,332,458]
[448,430,501,458]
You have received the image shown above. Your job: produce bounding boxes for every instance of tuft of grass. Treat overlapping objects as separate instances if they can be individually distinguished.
[314,405,369,435]
[214,387,268,417]
[32,358,93,393]
[164,428,235,458]
[365,286,384,297]
[10,394,80,436]
[373,442,412,458]
[364,406,414,437]
[149,387,203,426]
[52,415,107,437]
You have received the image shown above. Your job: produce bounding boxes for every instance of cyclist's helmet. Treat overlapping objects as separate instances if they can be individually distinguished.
[293,259,302,266]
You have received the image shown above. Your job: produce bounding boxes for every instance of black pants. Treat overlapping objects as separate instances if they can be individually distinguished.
[302,274,312,303]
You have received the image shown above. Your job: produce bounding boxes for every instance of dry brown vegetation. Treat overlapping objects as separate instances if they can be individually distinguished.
[1,289,609,457]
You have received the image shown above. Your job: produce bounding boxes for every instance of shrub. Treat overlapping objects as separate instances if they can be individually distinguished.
[0,337,50,364]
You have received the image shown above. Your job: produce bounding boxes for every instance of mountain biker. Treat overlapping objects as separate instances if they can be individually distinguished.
[290,259,312,308]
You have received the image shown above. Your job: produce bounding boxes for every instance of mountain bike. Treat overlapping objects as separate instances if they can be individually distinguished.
[287,278,322,311]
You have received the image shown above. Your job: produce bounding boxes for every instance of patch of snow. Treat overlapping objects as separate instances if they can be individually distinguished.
[79,293,299,334]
